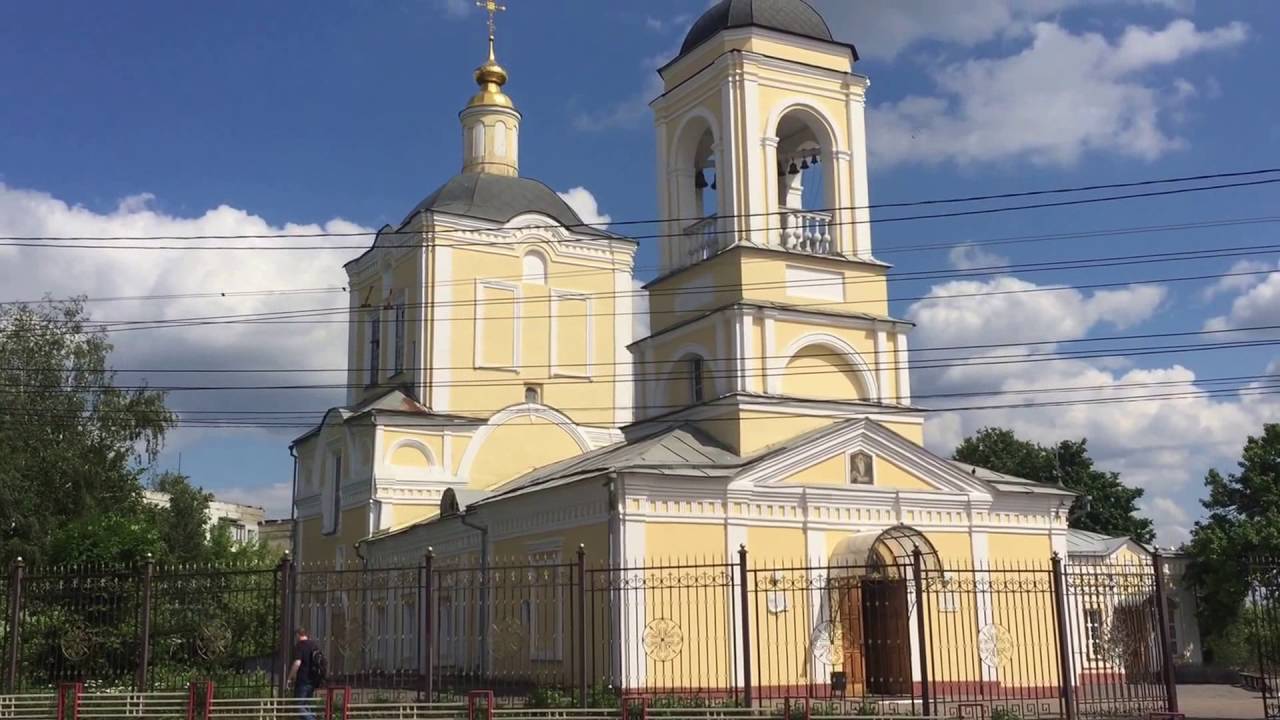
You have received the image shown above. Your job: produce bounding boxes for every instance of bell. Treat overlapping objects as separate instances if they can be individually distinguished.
[800,158,810,170]
[695,169,708,190]
[787,160,800,175]
[710,174,717,191]
[812,153,820,165]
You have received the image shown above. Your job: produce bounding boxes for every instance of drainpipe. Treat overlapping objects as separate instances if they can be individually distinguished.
[288,446,300,563]
[458,510,490,679]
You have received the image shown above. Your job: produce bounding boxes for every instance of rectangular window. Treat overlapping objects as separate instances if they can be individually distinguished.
[393,301,407,376]
[368,309,382,385]
[1085,607,1104,659]
[330,453,343,534]
[1167,597,1179,654]
[690,358,705,403]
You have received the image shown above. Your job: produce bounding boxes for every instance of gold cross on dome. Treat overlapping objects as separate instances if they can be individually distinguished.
[476,0,507,40]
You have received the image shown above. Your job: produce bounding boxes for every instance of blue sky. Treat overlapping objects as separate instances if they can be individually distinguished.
[1,1,1277,544]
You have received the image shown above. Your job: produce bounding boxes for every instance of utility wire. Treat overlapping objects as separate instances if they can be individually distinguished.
[5,335,1279,393]
[6,212,1278,307]
[11,264,1271,335]
[7,174,1280,251]
[5,323,1278,375]
[4,167,1279,243]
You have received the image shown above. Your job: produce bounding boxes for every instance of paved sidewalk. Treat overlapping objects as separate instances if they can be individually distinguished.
[1178,684,1264,719]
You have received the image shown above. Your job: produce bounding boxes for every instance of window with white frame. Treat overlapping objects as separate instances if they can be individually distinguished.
[1167,596,1179,654]
[1085,607,1104,659]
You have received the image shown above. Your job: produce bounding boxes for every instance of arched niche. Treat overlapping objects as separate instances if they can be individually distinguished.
[780,333,878,402]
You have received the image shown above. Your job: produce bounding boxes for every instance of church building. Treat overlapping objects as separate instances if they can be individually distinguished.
[288,0,1095,696]
[290,0,1074,584]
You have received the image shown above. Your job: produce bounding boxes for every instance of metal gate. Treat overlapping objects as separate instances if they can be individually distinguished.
[1251,561,1280,720]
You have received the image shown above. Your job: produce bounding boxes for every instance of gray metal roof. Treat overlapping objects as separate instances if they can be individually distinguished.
[676,0,856,60]
[1067,529,1142,557]
[479,425,741,504]
[947,461,1077,497]
[402,173,611,237]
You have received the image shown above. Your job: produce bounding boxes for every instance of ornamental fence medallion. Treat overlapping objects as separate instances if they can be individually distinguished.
[642,618,683,662]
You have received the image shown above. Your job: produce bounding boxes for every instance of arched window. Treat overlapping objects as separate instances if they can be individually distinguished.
[524,384,541,404]
[522,250,548,285]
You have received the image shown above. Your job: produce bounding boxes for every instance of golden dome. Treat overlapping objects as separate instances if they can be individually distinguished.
[466,39,515,109]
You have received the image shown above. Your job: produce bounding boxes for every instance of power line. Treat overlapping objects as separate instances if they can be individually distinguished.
[5,335,1279,393]
[6,383,1277,430]
[4,167,1279,243]
[12,264,1270,335]
[13,372,1272,418]
[34,240,1275,326]
[6,323,1278,375]
[6,212,1278,307]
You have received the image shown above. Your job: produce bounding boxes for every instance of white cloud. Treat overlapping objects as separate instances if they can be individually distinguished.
[905,275,1280,545]
[218,481,294,519]
[815,0,1194,60]
[870,20,1247,168]
[1204,264,1280,332]
[573,74,664,132]
[0,182,364,484]
[440,0,471,19]
[1200,259,1273,300]
[557,186,612,228]
[908,276,1166,350]
[948,244,1009,270]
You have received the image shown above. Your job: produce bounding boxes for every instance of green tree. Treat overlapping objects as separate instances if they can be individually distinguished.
[954,427,1155,543]
[0,299,174,565]
[1187,424,1280,641]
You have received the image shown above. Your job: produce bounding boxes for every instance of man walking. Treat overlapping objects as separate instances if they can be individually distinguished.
[288,628,322,720]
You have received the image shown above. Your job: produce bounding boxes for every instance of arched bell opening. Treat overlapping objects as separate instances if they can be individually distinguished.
[825,526,940,697]
[668,115,722,270]
[773,107,838,255]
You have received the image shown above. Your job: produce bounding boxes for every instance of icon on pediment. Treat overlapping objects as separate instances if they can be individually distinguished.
[850,451,875,485]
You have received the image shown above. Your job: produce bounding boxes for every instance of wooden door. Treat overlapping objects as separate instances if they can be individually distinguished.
[837,582,866,696]
[863,579,912,695]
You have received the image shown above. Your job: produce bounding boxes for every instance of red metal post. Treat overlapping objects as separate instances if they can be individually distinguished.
[467,690,494,720]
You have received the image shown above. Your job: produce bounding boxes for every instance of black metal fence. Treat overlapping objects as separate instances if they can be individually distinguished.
[1249,560,1280,720]
[3,549,1182,718]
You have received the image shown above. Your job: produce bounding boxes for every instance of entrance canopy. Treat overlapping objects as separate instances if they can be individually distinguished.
[829,525,941,576]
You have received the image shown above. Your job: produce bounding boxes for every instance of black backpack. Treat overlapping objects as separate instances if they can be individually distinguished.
[308,647,328,687]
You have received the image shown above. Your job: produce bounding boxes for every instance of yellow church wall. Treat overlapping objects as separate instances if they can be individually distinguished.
[735,409,836,456]
[464,417,588,490]
[387,503,439,530]
[644,522,727,564]
[646,253,742,334]
[874,456,935,491]
[661,32,851,90]
[297,505,370,567]
[987,533,1054,564]
[781,347,862,400]
[432,241,622,426]
[782,454,846,486]
[383,430,446,469]
[880,420,924,445]
[746,526,807,563]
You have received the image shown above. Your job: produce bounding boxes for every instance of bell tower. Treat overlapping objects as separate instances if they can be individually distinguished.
[633,0,921,454]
